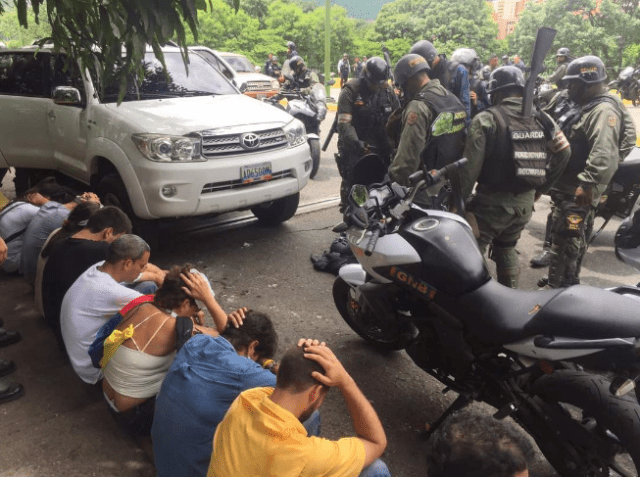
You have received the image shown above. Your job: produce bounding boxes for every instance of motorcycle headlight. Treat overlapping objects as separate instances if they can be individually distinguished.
[271,79,280,89]
[132,134,205,162]
[283,119,306,147]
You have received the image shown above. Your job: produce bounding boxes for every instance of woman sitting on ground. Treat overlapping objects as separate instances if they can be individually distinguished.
[102,265,245,435]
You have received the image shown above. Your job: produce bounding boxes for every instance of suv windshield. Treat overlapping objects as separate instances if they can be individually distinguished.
[221,55,255,73]
[101,51,237,103]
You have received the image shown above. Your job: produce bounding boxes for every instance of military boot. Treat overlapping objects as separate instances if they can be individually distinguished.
[496,267,519,289]
[530,242,551,268]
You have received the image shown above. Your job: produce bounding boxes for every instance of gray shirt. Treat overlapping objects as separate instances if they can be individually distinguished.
[0,201,40,273]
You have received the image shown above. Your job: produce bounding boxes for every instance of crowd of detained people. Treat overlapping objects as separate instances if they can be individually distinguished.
[0,177,534,477]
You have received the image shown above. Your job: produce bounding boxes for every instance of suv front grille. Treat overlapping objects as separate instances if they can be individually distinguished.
[246,81,273,91]
[201,128,287,158]
[201,170,293,194]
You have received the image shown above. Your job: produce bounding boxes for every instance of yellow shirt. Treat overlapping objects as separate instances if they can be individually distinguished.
[208,387,366,477]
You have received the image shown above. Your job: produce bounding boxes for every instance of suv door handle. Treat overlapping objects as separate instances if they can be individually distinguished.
[48,110,56,119]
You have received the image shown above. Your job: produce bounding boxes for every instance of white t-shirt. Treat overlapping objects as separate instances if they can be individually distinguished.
[60,261,142,384]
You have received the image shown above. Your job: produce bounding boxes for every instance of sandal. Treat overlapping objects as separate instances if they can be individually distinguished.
[0,381,24,404]
[0,359,16,377]
[0,328,21,348]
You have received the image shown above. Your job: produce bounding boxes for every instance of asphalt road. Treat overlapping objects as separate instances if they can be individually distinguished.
[2,107,640,476]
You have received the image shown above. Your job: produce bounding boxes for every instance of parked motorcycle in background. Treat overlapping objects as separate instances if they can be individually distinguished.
[333,159,640,476]
[268,76,334,178]
[610,66,640,107]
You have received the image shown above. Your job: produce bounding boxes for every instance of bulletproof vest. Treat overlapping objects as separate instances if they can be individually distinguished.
[431,56,460,93]
[414,88,466,170]
[557,95,623,176]
[478,105,547,193]
[345,80,395,150]
[340,61,350,76]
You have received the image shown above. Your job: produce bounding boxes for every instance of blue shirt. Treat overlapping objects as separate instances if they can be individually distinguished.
[151,334,276,477]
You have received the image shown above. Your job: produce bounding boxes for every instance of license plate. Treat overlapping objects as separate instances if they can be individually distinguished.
[241,162,272,183]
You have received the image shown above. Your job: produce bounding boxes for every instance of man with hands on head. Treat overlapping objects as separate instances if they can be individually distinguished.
[208,338,390,477]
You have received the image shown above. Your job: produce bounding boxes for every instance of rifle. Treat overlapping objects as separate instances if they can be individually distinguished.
[322,114,338,151]
[382,44,395,85]
[522,27,557,118]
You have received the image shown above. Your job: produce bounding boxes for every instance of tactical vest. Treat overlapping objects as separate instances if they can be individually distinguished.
[413,88,466,170]
[478,105,547,193]
[432,56,460,94]
[345,80,396,151]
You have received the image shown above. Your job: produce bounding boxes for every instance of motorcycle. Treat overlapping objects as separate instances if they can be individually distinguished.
[333,158,640,476]
[268,76,334,179]
[610,66,640,107]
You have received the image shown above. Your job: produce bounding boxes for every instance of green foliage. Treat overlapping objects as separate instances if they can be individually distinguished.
[0,6,51,46]
[623,43,640,66]
[510,0,640,74]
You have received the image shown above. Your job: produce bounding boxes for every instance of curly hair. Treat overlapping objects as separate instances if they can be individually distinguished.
[153,264,196,311]
[425,410,534,477]
[222,310,277,361]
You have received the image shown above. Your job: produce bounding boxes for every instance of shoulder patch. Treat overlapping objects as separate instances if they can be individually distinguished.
[406,112,419,125]
[608,115,617,127]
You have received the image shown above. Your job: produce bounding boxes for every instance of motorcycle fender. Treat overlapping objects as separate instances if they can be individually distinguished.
[307,133,320,141]
[339,263,366,287]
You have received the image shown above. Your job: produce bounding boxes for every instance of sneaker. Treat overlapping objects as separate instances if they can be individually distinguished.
[0,359,16,377]
[0,381,24,404]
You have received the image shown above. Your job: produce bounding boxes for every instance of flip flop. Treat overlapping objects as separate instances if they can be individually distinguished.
[0,382,24,404]
[0,329,21,348]
[0,359,16,377]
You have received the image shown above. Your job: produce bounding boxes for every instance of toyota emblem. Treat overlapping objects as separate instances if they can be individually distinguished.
[241,133,260,149]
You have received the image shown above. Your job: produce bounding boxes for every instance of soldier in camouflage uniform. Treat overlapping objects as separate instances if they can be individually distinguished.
[460,66,571,288]
[541,56,637,288]
[388,54,466,207]
[336,57,399,207]
[544,47,572,89]
[281,56,318,95]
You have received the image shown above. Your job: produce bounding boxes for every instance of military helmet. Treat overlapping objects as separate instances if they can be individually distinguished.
[272,55,278,62]
[362,57,389,85]
[564,55,607,84]
[486,65,525,94]
[556,47,570,57]
[287,41,296,50]
[481,65,491,81]
[409,40,438,63]
[289,55,305,75]
[451,48,480,71]
[394,54,430,88]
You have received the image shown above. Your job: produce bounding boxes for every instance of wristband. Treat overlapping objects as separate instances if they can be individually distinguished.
[262,359,274,369]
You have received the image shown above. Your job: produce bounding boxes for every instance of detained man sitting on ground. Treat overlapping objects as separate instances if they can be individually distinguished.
[152,308,280,477]
[60,234,160,384]
[208,339,391,477]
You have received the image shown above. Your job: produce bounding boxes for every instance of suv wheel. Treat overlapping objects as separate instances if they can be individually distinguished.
[251,192,300,225]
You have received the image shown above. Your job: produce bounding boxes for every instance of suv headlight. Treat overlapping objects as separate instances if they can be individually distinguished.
[132,134,205,162]
[283,119,306,148]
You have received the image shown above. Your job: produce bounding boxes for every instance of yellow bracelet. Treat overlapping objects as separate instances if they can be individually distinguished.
[262,359,274,369]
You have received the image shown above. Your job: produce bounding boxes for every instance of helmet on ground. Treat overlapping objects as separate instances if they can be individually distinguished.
[410,40,438,63]
[451,48,480,72]
[287,41,296,50]
[394,54,430,88]
[289,55,305,75]
[486,66,525,94]
[362,57,389,85]
[556,47,570,57]
[330,235,351,255]
[564,55,606,84]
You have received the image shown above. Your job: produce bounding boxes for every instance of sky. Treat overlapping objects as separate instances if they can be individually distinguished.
[329,0,396,20]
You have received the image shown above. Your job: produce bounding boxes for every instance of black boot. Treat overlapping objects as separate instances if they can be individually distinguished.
[530,243,551,268]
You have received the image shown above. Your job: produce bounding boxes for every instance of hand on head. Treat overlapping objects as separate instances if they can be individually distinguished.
[298,339,351,389]
[227,307,248,328]
[180,271,214,303]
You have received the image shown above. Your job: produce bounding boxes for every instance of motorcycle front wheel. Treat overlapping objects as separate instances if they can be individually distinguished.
[333,277,414,351]
[519,370,640,477]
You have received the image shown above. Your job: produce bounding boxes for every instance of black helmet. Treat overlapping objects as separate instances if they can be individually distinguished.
[362,57,389,85]
[486,66,525,94]
[272,55,278,62]
[287,41,296,50]
[409,40,438,63]
[564,55,607,84]
[556,47,570,57]
[394,54,430,88]
[289,55,305,75]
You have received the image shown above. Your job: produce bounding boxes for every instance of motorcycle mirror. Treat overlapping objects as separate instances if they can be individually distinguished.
[332,222,348,233]
[325,79,336,86]
[409,170,425,187]
[351,184,369,207]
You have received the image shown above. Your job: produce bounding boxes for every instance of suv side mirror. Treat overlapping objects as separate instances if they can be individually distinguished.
[238,83,248,93]
[52,86,83,106]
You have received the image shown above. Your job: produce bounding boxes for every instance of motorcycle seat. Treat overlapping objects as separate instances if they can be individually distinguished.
[457,280,640,345]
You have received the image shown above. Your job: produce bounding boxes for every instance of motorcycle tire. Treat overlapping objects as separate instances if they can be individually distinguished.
[333,277,414,351]
[309,138,320,179]
[522,369,640,477]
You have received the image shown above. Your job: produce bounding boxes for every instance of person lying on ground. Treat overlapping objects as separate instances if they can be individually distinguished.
[208,339,391,477]
[152,308,279,476]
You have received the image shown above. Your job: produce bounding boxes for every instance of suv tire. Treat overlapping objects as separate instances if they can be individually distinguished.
[251,192,300,225]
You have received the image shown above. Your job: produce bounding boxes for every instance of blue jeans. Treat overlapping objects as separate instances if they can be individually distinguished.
[302,411,391,477]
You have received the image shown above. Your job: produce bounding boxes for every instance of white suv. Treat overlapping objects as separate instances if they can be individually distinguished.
[0,45,311,226]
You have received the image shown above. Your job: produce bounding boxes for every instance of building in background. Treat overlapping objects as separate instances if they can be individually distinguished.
[487,0,540,40]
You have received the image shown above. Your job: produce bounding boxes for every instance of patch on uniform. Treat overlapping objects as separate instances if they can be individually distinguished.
[566,214,584,231]
[608,115,617,127]
[338,113,352,124]
[408,56,426,68]
[406,111,419,125]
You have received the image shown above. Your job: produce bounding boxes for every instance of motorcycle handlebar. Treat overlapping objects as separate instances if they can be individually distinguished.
[364,226,381,256]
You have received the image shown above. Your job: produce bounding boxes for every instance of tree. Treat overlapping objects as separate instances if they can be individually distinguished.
[0,7,50,47]
[1,0,219,102]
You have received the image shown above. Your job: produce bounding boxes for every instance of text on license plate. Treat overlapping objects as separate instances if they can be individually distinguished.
[242,163,273,183]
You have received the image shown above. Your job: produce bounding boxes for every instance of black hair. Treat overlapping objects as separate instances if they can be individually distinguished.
[104,234,149,264]
[41,201,100,258]
[222,310,278,361]
[425,410,534,477]
[275,345,326,393]
[21,177,76,204]
[85,206,132,235]
[153,264,196,311]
